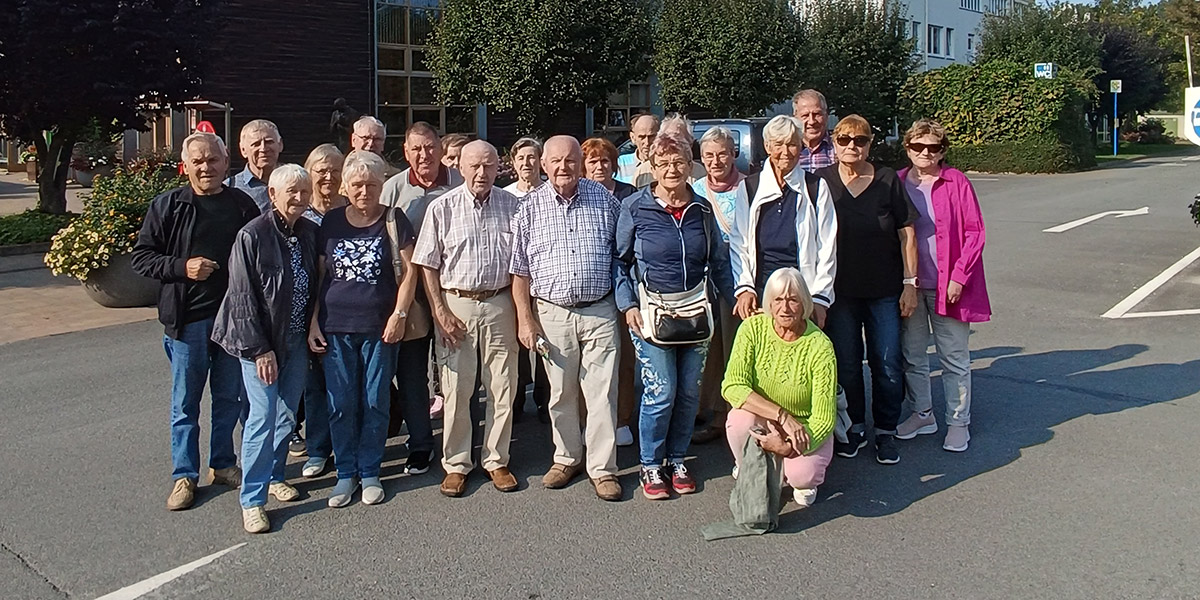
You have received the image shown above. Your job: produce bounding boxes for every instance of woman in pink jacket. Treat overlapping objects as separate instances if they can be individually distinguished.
[895,119,990,452]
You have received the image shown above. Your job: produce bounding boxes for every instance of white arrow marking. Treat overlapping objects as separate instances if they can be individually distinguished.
[94,543,247,600]
[1043,206,1149,233]
[1103,244,1200,319]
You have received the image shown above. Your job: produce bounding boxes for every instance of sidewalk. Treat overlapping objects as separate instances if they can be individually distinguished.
[0,171,88,216]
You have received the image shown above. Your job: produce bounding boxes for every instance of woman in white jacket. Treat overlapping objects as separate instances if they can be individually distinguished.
[728,115,838,329]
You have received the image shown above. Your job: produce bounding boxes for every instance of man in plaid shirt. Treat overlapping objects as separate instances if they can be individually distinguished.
[793,89,837,172]
[510,135,624,502]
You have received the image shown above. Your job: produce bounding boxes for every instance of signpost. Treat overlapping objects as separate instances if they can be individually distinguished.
[1110,80,1122,157]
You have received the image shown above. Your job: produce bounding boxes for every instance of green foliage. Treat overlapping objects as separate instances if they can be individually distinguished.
[1122,118,1176,144]
[0,210,76,246]
[798,0,918,137]
[44,166,184,281]
[70,118,121,171]
[1086,21,1171,119]
[976,3,1102,77]
[428,0,653,135]
[654,0,805,116]
[901,61,1097,173]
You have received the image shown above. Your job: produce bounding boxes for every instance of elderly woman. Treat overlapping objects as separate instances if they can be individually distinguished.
[303,144,346,226]
[503,137,543,198]
[896,119,990,452]
[632,114,706,188]
[813,115,918,465]
[722,268,837,508]
[309,151,419,508]
[728,115,836,327]
[690,126,744,444]
[615,131,734,500]
[212,164,318,533]
[441,133,469,170]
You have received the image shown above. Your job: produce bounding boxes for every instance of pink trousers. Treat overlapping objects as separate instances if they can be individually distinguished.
[726,408,833,490]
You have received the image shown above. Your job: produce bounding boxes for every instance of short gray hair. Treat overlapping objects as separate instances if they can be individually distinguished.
[510,136,543,157]
[763,115,801,146]
[660,113,693,142]
[354,116,386,136]
[699,126,736,152]
[241,119,282,143]
[763,267,813,321]
[268,163,311,192]
[342,150,387,184]
[792,89,828,113]
[180,132,228,162]
[304,143,344,172]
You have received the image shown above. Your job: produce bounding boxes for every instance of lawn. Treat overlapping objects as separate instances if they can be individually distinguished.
[1095,141,1195,163]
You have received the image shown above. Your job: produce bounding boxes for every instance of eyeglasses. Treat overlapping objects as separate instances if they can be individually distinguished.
[835,135,872,148]
[906,142,945,155]
[654,160,690,172]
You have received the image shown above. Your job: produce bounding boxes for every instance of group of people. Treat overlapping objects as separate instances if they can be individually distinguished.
[131,88,990,534]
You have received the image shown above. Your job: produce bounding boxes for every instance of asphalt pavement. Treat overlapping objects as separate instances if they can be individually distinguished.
[2,154,1200,599]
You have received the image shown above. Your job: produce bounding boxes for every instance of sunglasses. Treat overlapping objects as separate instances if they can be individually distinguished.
[907,142,945,154]
[835,135,872,148]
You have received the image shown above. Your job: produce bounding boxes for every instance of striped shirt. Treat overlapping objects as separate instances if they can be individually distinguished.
[413,184,520,292]
[615,153,641,184]
[509,178,620,306]
[798,136,837,172]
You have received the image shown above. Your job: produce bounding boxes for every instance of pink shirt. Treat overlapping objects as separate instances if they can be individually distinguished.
[897,166,991,323]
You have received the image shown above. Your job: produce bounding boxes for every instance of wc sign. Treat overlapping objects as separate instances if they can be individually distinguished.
[1186,87,1200,147]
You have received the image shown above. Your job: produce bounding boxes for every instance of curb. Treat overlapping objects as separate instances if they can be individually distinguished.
[0,242,50,257]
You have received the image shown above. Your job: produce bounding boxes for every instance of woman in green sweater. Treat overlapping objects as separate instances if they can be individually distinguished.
[722,267,838,507]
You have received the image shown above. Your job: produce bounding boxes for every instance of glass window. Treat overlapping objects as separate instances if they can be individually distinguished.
[377,4,407,45]
[946,28,954,58]
[378,106,408,136]
[412,108,442,128]
[410,76,437,105]
[911,20,921,41]
[410,7,438,46]
[446,106,475,134]
[411,49,428,72]
[927,25,941,55]
[379,75,409,105]
[378,47,406,71]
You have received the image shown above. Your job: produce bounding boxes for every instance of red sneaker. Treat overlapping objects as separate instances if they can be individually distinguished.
[640,467,670,500]
[670,462,697,494]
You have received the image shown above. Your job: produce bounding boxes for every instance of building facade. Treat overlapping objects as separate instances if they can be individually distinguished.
[904,0,1023,70]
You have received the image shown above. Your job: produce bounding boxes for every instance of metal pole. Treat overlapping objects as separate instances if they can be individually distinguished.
[1187,35,1195,88]
[1113,93,1118,157]
[923,0,929,72]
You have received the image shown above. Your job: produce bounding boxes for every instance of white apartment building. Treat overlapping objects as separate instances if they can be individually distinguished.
[903,0,1025,69]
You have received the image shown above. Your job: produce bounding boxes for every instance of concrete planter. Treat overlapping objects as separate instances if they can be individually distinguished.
[26,159,37,182]
[82,252,159,308]
[75,165,113,188]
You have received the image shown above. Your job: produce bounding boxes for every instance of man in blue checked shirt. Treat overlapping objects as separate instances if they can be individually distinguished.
[510,135,624,502]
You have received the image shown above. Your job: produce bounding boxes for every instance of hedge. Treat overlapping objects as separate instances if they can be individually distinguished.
[0,209,77,246]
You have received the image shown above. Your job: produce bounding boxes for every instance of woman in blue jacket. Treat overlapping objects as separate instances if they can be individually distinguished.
[615,132,734,501]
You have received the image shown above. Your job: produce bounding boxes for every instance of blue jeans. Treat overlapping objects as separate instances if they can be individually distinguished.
[631,335,709,468]
[162,318,244,480]
[303,353,332,459]
[394,335,434,453]
[239,332,308,508]
[825,295,904,434]
[324,334,397,480]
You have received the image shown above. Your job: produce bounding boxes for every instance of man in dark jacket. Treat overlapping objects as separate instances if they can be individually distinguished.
[131,131,260,511]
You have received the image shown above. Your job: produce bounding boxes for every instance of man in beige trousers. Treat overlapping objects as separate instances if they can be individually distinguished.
[509,136,623,502]
[413,140,521,497]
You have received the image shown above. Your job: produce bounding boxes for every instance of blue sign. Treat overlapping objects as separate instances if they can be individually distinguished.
[1034,63,1057,79]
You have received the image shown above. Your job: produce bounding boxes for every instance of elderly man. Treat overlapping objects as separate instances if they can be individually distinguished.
[615,113,659,185]
[631,114,706,188]
[510,135,623,502]
[350,116,386,154]
[793,89,837,172]
[413,140,521,497]
[227,119,283,213]
[378,122,464,475]
[132,132,261,511]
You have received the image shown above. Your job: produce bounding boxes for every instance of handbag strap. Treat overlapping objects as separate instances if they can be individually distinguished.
[384,206,404,283]
[637,200,712,298]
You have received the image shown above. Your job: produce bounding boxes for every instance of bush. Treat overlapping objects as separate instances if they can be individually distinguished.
[946,140,1084,174]
[1121,118,1176,144]
[0,210,77,246]
[44,167,184,280]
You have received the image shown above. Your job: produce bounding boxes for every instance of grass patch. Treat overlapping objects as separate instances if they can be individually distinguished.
[1095,141,1193,162]
[0,209,77,246]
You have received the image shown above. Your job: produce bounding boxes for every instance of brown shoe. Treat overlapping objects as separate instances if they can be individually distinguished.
[167,478,196,511]
[542,463,582,489]
[209,466,241,488]
[487,467,519,492]
[440,472,467,497]
[591,475,622,501]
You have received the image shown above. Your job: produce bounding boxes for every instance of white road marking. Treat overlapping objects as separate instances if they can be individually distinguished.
[1182,155,1200,161]
[1116,308,1200,319]
[1043,207,1149,233]
[1103,244,1200,319]
[93,543,246,600]
[972,177,1000,181]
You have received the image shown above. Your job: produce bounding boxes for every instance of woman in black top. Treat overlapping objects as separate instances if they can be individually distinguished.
[815,115,918,466]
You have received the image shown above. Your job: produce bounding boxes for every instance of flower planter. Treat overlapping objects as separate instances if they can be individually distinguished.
[82,252,160,308]
[75,165,113,188]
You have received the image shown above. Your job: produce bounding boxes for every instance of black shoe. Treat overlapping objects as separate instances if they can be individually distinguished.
[835,430,868,458]
[288,432,307,457]
[536,406,551,425]
[404,450,432,475]
[875,434,900,465]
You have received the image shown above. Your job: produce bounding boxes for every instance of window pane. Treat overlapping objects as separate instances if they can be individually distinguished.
[412,108,442,131]
[630,85,650,106]
[411,76,437,105]
[378,47,405,71]
[410,7,439,46]
[411,49,428,72]
[377,4,407,45]
[378,106,408,136]
[379,75,409,105]
[446,106,476,134]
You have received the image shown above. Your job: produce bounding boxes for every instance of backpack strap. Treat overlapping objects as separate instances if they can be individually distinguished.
[804,171,821,216]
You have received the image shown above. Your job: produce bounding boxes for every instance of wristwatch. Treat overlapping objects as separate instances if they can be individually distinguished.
[903,277,919,287]
[393,309,407,318]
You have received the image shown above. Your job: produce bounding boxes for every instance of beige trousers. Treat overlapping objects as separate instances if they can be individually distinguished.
[437,290,518,474]
[536,296,620,478]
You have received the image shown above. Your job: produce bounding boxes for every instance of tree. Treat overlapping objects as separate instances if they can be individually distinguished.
[0,1,214,214]
[1086,21,1170,121]
[654,0,805,117]
[799,0,918,137]
[976,3,1102,77]
[427,0,653,136]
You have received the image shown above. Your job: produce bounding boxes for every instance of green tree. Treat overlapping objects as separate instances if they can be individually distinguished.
[799,0,918,137]
[654,0,805,116]
[976,3,1102,76]
[427,0,653,135]
[1086,21,1171,121]
[0,1,214,214]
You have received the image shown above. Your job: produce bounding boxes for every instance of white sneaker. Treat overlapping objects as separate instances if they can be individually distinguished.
[896,412,938,440]
[731,465,739,480]
[302,457,328,478]
[269,481,300,502]
[943,424,970,452]
[328,477,359,508]
[615,425,634,447]
[361,477,385,505]
[793,488,817,508]
[242,506,270,533]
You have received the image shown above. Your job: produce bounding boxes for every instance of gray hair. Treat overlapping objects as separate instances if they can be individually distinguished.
[342,150,387,184]
[792,89,828,113]
[763,115,802,146]
[240,119,282,143]
[510,136,543,157]
[304,143,344,172]
[660,113,694,142]
[180,132,228,162]
[353,116,386,136]
[268,163,312,192]
[763,267,813,321]
[698,126,736,152]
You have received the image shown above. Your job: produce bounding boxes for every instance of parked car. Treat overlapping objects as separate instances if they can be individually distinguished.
[614,117,770,175]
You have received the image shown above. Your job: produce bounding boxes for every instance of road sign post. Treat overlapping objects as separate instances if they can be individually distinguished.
[1110,80,1122,157]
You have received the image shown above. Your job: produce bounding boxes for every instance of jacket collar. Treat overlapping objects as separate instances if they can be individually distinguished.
[757,161,806,202]
[631,185,711,215]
